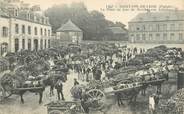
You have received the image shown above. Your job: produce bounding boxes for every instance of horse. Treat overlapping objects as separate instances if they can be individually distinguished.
[42,70,67,96]
[114,83,142,106]
[0,73,45,104]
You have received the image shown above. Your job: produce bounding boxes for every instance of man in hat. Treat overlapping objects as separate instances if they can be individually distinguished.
[55,79,65,100]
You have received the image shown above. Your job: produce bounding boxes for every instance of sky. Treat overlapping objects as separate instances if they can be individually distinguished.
[23,0,184,27]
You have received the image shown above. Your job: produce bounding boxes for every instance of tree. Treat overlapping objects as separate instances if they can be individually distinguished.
[45,2,120,40]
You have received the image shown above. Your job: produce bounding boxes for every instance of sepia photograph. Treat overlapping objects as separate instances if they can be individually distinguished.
[0,0,184,114]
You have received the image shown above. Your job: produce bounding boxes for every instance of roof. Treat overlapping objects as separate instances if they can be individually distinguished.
[105,27,128,34]
[0,9,9,18]
[0,1,50,25]
[130,10,184,22]
[56,20,82,32]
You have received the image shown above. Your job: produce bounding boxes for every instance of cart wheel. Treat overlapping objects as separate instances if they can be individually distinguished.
[2,85,12,98]
[86,89,106,110]
[0,86,4,101]
[48,110,63,114]
[0,74,13,98]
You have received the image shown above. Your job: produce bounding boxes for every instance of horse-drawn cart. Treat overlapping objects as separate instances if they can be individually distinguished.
[75,77,167,111]
[0,72,45,103]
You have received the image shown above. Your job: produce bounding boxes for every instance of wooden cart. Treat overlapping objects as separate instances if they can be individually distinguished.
[83,78,166,111]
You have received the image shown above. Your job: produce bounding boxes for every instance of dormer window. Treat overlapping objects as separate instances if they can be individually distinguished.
[34,15,37,22]
[139,17,143,21]
[166,16,169,20]
[136,27,140,31]
[45,17,48,24]
[15,9,18,16]
[153,17,157,21]
[42,17,45,24]
[27,13,31,20]
[39,18,42,23]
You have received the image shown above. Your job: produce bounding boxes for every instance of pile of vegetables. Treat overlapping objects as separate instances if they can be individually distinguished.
[128,45,183,66]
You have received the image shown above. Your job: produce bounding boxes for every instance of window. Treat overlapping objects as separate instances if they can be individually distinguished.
[44,28,47,36]
[136,34,140,41]
[34,27,37,35]
[48,39,50,48]
[34,39,38,51]
[156,24,160,31]
[1,43,8,56]
[163,24,167,31]
[159,24,163,31]
[15,24,19,34]
[163,33,167,40]
[40,28,43,36]
[170,24,175,31]
[149,25,153,31]
[170,33,174,40]
[2,27,8,37]
[48,30,50,36]
[15,38,19,52]
[179,23,183,30]
[22,25,25,34]
[28,39,31,50]
[179,33,183,40]
[149,34,153,41]
[142,34,146,40]
[28,26,31,35]
[156,33,160,40]
[22,39,25,49]
[40,39,43,49]
[45,39,47,48]
[142,25,146,31]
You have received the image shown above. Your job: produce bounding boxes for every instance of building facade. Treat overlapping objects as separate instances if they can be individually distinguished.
[0,0,52,55]
[56,20,83,44]
[128,10,184,43]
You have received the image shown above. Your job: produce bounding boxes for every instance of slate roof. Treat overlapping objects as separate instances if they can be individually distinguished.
[57,20,82,32]
[130,10,184,22]
[0,9,9,18]
[105,27,128,34]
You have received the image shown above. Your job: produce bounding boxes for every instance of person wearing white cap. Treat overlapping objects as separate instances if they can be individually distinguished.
[149,94,155,114]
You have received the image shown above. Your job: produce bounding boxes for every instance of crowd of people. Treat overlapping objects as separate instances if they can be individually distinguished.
[46,45,147,113]
[58,46,147,83]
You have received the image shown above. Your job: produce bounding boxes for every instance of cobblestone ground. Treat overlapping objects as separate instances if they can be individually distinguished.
[0,69,177,114]
[0,44,182,114]
[0,70,150,114]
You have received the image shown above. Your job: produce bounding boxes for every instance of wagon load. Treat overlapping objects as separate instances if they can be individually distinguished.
[106,65,149,79]
[128,55,156,66]
[87,80,104,90]
[130,45,182,67]
[27,59,50,76]
[0,60,49,92]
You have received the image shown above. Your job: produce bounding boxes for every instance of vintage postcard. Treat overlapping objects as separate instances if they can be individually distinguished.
[0,0,184,114]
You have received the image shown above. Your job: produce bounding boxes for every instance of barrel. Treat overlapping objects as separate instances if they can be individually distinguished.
[177,71,184,90]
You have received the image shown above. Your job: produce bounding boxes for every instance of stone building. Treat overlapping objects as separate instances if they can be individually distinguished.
[0,0,52,55]
[56,20,83,44]
[103,26,128,41]
[128,10,184,43]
